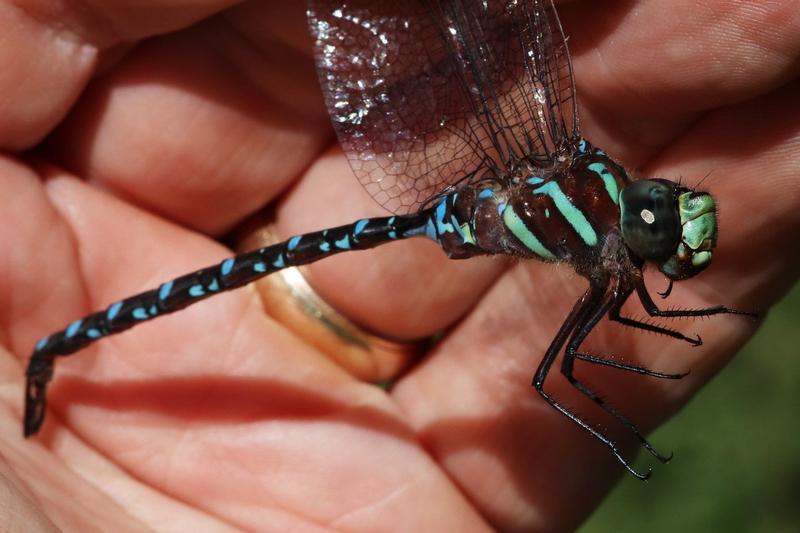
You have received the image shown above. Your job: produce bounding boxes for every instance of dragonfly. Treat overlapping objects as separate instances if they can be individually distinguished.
[23,0,752,479]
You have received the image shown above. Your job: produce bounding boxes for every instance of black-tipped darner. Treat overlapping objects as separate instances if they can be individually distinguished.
[24,0,752,479]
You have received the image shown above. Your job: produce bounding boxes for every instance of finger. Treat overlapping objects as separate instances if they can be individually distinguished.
[0,430,131,532]
[0,157,81,358]
[564,0,800,163]
[47,2,331,234]
[0,0,240,149]
[392,64,800,532]
[0,388,235,531]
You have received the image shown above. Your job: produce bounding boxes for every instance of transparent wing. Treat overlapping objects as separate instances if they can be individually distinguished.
[307,0,580,214]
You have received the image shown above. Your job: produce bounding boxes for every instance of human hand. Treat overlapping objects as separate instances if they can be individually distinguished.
[0,1,798,531]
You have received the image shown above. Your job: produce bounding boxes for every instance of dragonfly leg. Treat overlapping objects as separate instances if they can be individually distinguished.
[657,278,674,299]
[609,281,701,346]
[578,287,687,378]
[610,276,757,347]
[609,305,703,346]
[532,284,652,480]
[561,287,671,465]
[534,388,652,479]
[635,276,757,319]
[564,373,672,463]
[573,352,688,380]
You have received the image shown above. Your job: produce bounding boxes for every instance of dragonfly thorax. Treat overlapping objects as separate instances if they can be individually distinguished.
[620,180,718,280]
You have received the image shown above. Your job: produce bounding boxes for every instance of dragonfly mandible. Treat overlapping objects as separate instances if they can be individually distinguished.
[24,0,752,479]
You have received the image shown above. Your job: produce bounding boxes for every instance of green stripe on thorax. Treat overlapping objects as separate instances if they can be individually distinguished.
[502,205,557,261]
[532,181,598,247]
[587,162,620,206]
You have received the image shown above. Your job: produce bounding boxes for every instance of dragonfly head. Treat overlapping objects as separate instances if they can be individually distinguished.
[620,180,717,280]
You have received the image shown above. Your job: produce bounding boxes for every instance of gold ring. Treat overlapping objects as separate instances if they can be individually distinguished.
[231,210,426,384]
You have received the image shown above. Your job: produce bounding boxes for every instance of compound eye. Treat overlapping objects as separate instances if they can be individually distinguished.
[620,180,682,261]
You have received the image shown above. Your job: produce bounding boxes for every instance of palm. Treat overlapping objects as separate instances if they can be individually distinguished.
[1,1,797,531]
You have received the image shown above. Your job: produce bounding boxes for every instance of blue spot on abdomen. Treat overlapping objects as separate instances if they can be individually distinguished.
[35,337,49,351]
[354,219,369,235]
[188,284,205,297]
[107,302,123,321]
[287,236,302,251]
[158,281,174,300]
[66,319,82,338]
[221,258,235,277]
[335,235,351,250]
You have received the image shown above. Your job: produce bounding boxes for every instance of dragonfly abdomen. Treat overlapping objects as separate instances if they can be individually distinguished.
[24,211,437,436]
[31,214,435,361]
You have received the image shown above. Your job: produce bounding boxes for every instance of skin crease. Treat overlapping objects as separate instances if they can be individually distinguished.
[0,0,798,531]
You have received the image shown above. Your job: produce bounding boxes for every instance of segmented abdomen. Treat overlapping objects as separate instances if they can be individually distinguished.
[30,213,431,360]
